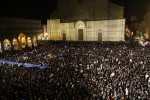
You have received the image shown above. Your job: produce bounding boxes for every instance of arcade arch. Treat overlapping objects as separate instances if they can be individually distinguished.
[3,39,11,51]
[12,38,20,50]
[33,37,37,46]
[18,33,26,48]
[27,37,32,47]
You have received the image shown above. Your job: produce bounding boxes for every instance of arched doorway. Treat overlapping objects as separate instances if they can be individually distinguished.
[33,37,37,47]
[98,29,102,41]
[12,38,20,50]
[75,21,85,41]
[62,33,66,40]
[18,33,26,48]
[3,39,11,51]
[27,37,32,48]
[78,29,83,40]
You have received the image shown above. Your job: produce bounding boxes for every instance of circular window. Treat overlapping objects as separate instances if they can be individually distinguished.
[78,24,83,28]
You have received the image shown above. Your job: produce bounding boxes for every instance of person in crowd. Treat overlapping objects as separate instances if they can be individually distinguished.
[0,41,149,99]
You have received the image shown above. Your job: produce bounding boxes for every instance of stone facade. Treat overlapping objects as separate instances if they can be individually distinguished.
[143,10,150,39]
[47,0,125,41]
[47,19,125,41]
[56,0,108,22]
[109,3,124,19]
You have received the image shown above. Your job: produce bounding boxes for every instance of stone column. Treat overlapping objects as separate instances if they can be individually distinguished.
[10,38,14,51]
[1,41,4,53]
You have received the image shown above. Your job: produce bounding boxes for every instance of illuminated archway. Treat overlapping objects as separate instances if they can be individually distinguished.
[12,38,20,50]
[33,37,37,46]
[75,21,86,41]
[3,39,11,51]
[27,37,32,47]
[18,33,26,48]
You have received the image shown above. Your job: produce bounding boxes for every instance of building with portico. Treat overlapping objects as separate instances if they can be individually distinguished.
[0,16,42,52]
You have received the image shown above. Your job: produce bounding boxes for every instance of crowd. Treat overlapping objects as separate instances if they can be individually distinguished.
[0,41,149,100]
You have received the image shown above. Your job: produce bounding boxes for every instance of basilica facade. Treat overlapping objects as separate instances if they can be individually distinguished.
[47,0,125,41]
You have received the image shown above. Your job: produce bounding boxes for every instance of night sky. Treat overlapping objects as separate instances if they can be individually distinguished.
[0,0,149,24]
[0,0,57,20]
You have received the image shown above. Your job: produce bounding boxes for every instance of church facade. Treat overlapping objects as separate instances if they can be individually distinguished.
[47,0,125,41]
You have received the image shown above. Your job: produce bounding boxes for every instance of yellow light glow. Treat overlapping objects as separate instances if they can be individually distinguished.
[78,24,83,28]
[4,39,11,50]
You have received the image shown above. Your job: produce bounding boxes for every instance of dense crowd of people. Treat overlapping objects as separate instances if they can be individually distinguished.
[0,41,149,100]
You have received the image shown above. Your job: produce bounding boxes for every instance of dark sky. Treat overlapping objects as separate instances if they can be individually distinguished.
[0,0,57,20]
[0,0,149,23]
[111,0,150,22]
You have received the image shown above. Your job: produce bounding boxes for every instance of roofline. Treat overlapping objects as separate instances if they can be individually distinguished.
[0,16,41,22]
[109,2,124,9]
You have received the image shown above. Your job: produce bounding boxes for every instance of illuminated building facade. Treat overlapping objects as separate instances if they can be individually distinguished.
[0,17,42,52]
[47,0,125,41]
[143,9,150,39]
[41,24,48,40]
